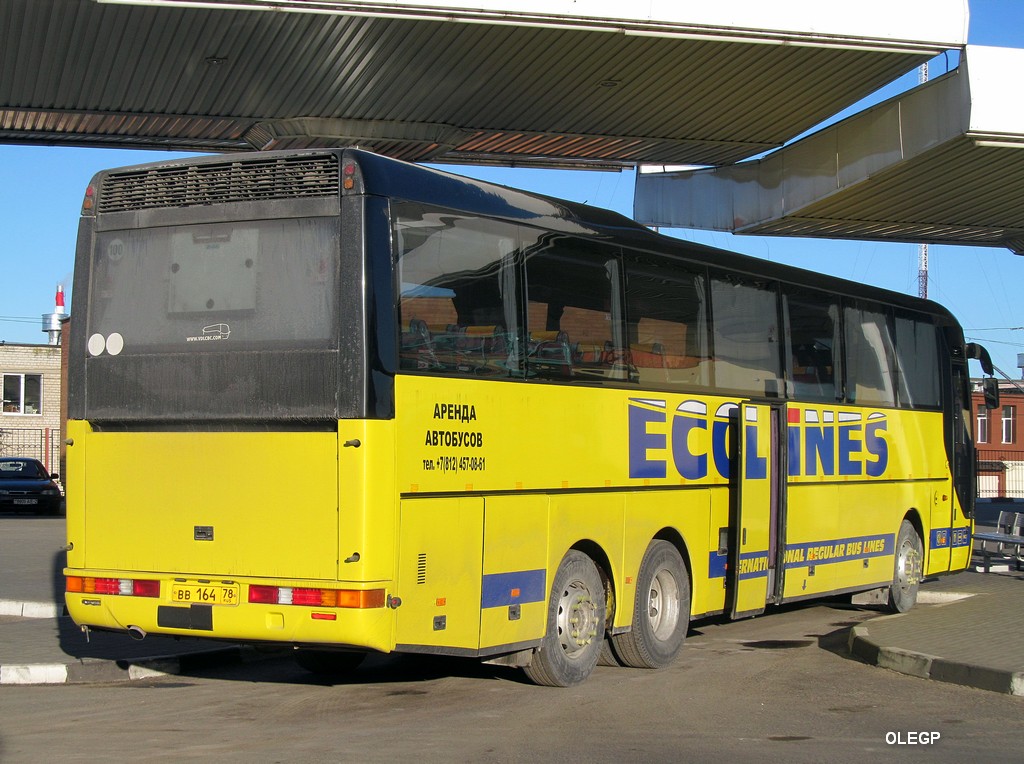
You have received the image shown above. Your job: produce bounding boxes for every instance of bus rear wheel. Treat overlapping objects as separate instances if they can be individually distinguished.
[523,550,606,687]
[887,520,923,613]
[611,540,689,669]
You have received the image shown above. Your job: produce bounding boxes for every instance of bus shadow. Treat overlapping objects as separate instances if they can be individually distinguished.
[315,653,527,686]
[186,650,530,688]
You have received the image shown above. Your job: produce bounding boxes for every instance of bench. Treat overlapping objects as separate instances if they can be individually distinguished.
[973,510,1024,573]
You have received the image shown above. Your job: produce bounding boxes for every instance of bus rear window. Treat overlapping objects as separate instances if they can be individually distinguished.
[89,218,338,353]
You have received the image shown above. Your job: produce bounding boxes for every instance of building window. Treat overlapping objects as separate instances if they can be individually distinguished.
[2,373,42,415]
[1002,405,1016,445]
[977,409,989,444]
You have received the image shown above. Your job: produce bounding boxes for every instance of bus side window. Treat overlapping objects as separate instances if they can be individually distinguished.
[895,315,940,408]
[524,239,626,382]
[623,256,710,390]
[709,275,782,397]
[783,289,841,402]
[844,304,897,406]
[394,203,522,378]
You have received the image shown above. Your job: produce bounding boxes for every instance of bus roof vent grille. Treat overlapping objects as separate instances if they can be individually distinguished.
[98,154,340,213]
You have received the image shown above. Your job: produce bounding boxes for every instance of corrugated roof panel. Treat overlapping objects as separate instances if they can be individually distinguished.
[636,48,1024,253]
[0,0,960,166]
[798,139,1024,231]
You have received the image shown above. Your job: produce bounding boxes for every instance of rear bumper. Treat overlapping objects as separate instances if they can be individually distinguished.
[64,571,397,653]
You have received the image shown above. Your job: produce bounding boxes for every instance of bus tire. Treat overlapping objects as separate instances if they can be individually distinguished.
[887,520,923,614]
[598,638,623,667]
[295,649,366,676]
[523,550,606,687]
[611,540,690,669]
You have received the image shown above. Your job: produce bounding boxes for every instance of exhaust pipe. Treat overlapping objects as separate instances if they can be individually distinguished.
[127,625,147,641]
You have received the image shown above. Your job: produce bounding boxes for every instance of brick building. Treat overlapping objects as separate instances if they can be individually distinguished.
[973,380,1024,499]
[0,338,65,473]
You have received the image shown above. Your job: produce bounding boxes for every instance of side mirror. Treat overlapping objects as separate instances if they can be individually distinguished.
[50,473,60,480]
[966,342,994,376]
[983,377,1000,410]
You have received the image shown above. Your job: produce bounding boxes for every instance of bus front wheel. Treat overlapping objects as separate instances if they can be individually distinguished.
[611,540,690,668]
[887,520,923,613]
[523,550,606,687]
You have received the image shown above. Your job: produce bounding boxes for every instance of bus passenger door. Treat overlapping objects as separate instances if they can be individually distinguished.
[944,363,975,572]
[730,402,784,619]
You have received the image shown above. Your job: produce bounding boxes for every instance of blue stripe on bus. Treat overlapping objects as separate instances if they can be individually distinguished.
[706,551,770,580]
[709,533,897,579]
[738,551,770,580]
[783,533,893,569]
[481,569,547,609]
[708,552,728,580]
[932,527,971,548]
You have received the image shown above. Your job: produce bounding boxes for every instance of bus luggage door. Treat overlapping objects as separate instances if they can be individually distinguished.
[729,402,784,619]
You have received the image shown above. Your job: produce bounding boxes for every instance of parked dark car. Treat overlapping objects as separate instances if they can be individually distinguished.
[0,457,64,515]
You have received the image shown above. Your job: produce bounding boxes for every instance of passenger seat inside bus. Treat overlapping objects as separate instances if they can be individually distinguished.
[399,318,440,370]
[529,330,573,374]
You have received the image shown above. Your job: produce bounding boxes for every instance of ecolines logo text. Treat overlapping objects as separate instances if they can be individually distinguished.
[628,399,888,481]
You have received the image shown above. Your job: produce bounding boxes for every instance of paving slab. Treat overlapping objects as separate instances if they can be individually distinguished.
[849,569,1024,696]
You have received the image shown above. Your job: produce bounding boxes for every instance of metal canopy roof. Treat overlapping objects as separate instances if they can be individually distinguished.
[634,46,1024,254]
[0,0,967,168]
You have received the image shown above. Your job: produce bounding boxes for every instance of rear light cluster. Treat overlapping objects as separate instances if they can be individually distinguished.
[66,576,160,598]
[65,577,386,609]
[342,161,358,191]
[248,585,385,609]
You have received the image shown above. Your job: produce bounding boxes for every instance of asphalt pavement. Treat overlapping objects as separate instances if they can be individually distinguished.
[1,504,1021,694]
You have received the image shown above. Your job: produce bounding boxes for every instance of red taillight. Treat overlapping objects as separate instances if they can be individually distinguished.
[291,588,325,606]
[133,579,160,598]
[66,576,159,597]
[93,578,122,595]
[247,585,385,609]
[248,585,279,604]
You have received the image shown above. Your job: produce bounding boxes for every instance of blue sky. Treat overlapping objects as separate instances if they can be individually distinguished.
[2,1,1023,377]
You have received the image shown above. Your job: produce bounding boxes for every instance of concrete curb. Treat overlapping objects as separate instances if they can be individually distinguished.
[0,646,256,686]
[848,621,1024,697]
[0,599,66,618]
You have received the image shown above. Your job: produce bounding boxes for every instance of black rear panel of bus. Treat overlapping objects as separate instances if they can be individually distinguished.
[68,152,369,424]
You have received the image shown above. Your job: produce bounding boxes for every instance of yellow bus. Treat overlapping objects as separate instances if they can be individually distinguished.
[64,149,995,686]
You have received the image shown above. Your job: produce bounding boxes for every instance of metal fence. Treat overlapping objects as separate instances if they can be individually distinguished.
[0,428,62,473]
[978,450,1024,499]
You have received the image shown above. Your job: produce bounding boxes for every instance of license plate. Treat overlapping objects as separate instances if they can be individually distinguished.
[13,498,37,505]
[170,583,239,606]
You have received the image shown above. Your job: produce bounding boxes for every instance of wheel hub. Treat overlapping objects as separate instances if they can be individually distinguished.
[647,569,680,639]
[557,580,600,656]
[898,542,923,587]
